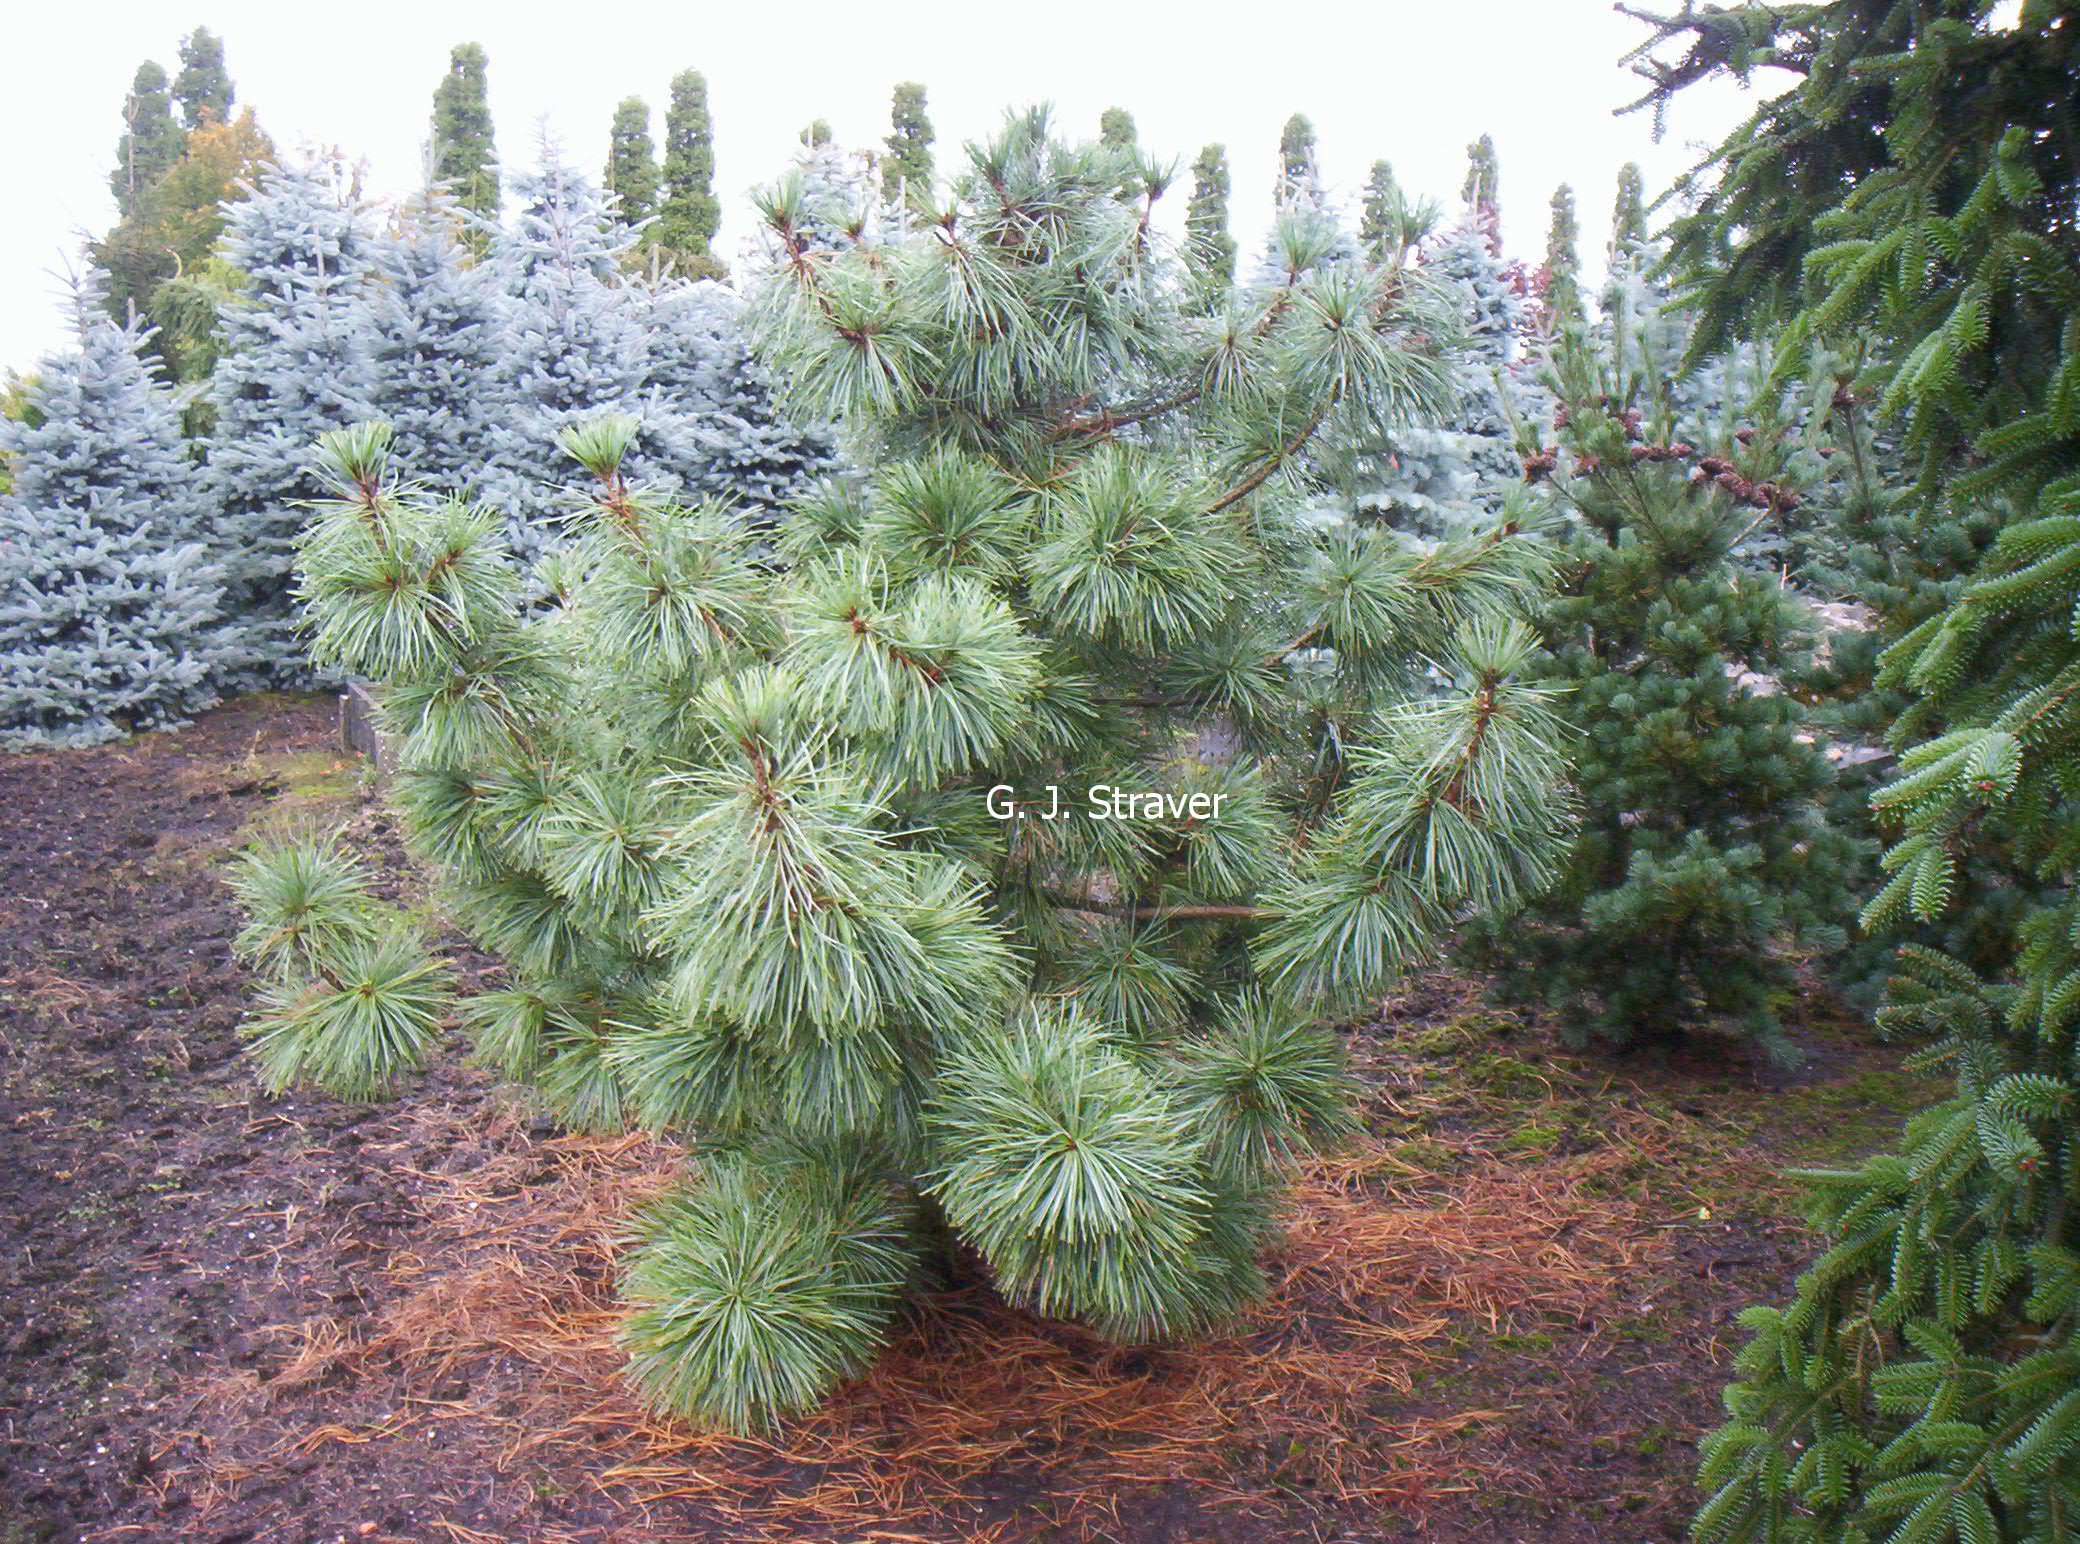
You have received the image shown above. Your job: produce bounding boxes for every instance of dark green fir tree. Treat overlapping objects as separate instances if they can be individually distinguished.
[1624,3,2080,1537]
[1461,133,1499,223]
[1609,159,1647,261]
[1357,159,1437,268]
[1276,112,1317,205]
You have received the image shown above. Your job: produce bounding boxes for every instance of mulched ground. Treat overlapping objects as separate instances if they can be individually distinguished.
[0,697,1933,1544]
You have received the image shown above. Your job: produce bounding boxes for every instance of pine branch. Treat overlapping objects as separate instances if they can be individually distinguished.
[1040,890,1260,922]
[1207,388,1339,516]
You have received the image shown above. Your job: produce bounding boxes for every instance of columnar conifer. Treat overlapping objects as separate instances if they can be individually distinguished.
[430,44,498,232]
[656,70,723,279]
[880,81,934,205]
[172,27,233,130]
[1183,142,1236,310]
[605,97,661,226]
[111,62,183,225]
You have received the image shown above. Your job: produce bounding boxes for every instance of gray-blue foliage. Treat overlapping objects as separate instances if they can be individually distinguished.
[1,278,226,747]
[204,156,376,686]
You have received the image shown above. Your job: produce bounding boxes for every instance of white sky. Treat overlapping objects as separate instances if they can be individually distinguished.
[2,0,1779,373]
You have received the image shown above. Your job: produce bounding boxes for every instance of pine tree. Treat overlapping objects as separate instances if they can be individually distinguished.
[1538,183,1583,333]
[430,43,498,233]
[240,108,1574,1435]
[751,129,878,258]
[605,97,660,227]
[880,81,934,206]
[1608,160,1647,262]
[1184,143,1236,307]
[656,69,723,280]
[1623,4,2080,1537]
[0,276,225,747]
[205,157,376,683]
[1463,318,1857,1059]
[172,27,233,130]
[111,62,183,226]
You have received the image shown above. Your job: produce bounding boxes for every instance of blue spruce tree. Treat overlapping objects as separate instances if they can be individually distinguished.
[477,151,652,557]
[205,157,375,683]
[360,183,504,500]
[633,277,838,523]
[1,276,226,746]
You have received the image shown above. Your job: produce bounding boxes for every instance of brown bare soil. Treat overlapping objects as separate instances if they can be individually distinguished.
[0,697,1935,1543]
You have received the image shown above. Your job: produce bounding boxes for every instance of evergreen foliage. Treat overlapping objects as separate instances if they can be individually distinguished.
[1276,113,1318,204]
[430,43,498,233]
[657,70,724,279]
[1539,184,1584,333]
[361,183,507,498]
[880,81,934,206]
[240,110,1575,1434]
[229,835,454,1097]
[1324,203,1532,544]
[1257,118,1353,288]
[1609,160,1648,260]
[1462,319,1857,1060]
[172,27,233,130]
[1622,4,2080,1537]
[204,157,376,683]
[0,278,225,747]
[1358,160,1439,269]
[1460,133,1499,228]
[1796,365,2019,1008]
[468,150,835,546]
[605,97,661,227]
[1099,106,1136,148]
[96,108,275,383]
[475,154,650,551]
[635,277,841,520]
[110,62,183,224]
[757,131,878,254]
[1184,143,1236,306]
